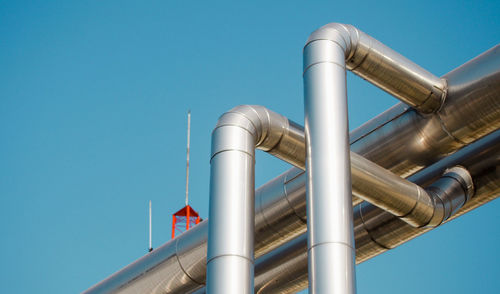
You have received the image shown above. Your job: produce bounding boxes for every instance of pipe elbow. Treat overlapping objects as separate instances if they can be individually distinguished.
[305,23,358,56]
[305,23,445,113]
[212,105,305,169]
[214,105,288,149]
[425,166,474,227]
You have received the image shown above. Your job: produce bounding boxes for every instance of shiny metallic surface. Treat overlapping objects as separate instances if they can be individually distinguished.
[351,152,474,228]
[425,166,474,226]
[84,37,500,294]
[304,39,356,293]
[207,149,255,293]
[351,44,500,178]
[82,233,202,294]
[439,45,500,144]
[306,23,445,113]
[351,151,434,226]
[253,130,500,293]
[226,105,306,170]
[207,105,307,293]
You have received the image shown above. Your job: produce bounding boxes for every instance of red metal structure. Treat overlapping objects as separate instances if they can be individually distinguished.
[171,205,200,239]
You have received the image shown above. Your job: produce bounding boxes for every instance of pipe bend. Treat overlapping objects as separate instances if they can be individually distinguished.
[214,105,286,150]
[304,23,446,113]
[305,23,358,56]
[425,165,475,227]
[213,105,305,169]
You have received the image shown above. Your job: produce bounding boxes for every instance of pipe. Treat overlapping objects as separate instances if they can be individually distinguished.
[83,43,500,294]
[191,129,500,294]
[351,153,474,227]
[350,44,500,177]
[303,31,356,293]
[206,105,304,293]
[305,23,446,114]
[253,130,500,293]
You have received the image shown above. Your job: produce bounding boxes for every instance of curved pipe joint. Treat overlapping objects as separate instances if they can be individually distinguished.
[305,23,446,113]
[351,151,474,227]
[206,105,304,293]
[426,166,474,226]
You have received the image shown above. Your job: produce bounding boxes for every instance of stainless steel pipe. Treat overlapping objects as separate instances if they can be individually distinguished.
[83,41,500,294]
[350,44,500,178]
[253,130,500,293]
[351,153,474,227]
[303,38,356,293]
[206,105,304,293]
[306,23,446,114]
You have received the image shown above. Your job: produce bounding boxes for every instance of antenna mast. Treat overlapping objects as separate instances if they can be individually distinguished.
[148,200,153,252]
[171,110,200,239]
[185,110,191,206]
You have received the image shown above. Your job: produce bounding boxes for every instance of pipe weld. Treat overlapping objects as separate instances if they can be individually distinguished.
[175,242,204,285]
[347,42,370,72]
[212,122,257,139]
[227,109,261,137]
[436,113,467,145]
[206,254,254,265]
[210,149,255,163]
[304,38,347,53]
[359,205,391,250]
[308,241,356,252]
[303,60,346,76]
[283,174,307,224]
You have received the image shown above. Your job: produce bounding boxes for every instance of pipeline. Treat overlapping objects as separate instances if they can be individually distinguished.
[83,27,500,294]
[253,129,500,293]
[206,105,304,293]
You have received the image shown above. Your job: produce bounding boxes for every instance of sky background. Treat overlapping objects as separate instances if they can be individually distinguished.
[1,1,499,293]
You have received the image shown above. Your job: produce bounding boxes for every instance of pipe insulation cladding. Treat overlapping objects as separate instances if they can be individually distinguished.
[83,25,500,294]
[206,105,305,293]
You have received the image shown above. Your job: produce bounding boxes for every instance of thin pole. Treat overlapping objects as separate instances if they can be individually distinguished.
[185,110,191,207]
[149,200,153,252]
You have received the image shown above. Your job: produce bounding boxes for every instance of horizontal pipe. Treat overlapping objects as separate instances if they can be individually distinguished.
[350,44,500,178]
[83,44,500,294]
[305,23,446,113]
[253,130,500,293]
[351,153,474,227]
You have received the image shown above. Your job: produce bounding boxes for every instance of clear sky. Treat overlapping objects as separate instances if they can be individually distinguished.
[1,1,499,293]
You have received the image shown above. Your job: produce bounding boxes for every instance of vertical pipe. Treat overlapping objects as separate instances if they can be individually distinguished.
[207,124,255,294]
[304,39,356,293]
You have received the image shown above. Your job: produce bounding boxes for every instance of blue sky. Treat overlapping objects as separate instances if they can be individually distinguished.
[1,1,499,293]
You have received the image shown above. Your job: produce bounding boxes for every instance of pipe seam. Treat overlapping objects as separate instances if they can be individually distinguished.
[207,254,254,265]
[210,149,255,163]
[358,204,391,250]
[308,241,356,252]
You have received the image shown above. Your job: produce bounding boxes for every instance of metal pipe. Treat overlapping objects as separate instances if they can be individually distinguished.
[83,44,500,294]
[306,23,446,114]
[350,44,500,178]
[253,130,500,293]
[190,130,500,294]
[351,153,474,227]
[206,105,304,293]
[303,38,356,293]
